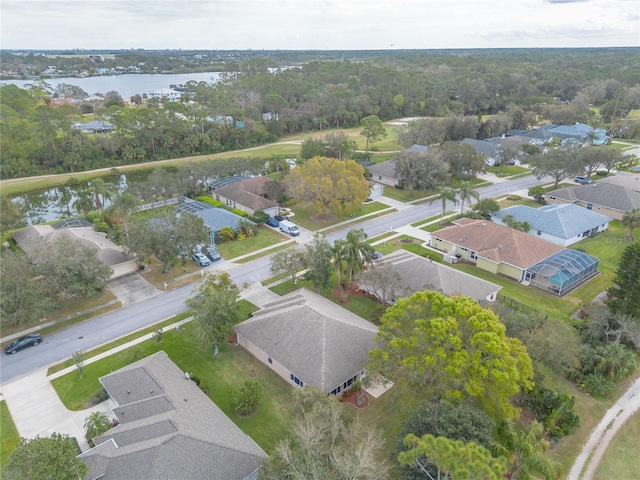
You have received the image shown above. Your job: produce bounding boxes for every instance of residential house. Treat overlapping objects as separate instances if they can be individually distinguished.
[74,120,115,133]
[359,250,501,303]
[595,172,640,192]
[430,218,599,295]
[492,203,612,246]
[430,218,564,282]
[545,183,640,221]
[175,199,253,245]
[367,159,401,187]
[548,123,610,146]
[12,220,137,279]
[148,88,182,102]
[462,138,502,166]
[234,289,378,396]
[211,177,279,217]
[79,351,268,480]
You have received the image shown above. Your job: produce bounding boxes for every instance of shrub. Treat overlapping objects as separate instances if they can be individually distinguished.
[196,196,224,208]
[232,379,263,416]
[231,208,249,217]
[580,373,616,399]
[525,387,580,440]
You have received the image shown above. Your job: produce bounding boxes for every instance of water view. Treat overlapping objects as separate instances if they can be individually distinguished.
[1,71,222,99]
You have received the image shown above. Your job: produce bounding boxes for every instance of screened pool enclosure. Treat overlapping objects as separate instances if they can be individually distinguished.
[526,249,599,296]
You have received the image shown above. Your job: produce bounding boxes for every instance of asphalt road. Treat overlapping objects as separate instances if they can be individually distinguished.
[0,174,547,385]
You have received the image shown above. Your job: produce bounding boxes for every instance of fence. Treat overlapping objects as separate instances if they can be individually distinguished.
[134,197,179,212]
[496,293,548,320]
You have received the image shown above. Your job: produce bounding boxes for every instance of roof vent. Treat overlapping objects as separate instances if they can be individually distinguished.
[498,244,503,248]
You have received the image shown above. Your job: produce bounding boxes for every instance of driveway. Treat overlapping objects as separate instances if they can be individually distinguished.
[107,273,162,307]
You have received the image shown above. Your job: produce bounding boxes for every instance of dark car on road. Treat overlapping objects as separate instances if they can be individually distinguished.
[4,333,43,354]
[274,215,288,222]
[266,217,279,228]
[203,246,222,262]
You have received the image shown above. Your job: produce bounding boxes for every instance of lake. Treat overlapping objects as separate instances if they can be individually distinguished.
[1,71,222,99]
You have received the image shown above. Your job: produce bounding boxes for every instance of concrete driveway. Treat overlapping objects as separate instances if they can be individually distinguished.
[107,273,162,307]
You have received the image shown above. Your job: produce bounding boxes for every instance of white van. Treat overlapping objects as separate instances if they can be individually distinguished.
[279,220,300,236]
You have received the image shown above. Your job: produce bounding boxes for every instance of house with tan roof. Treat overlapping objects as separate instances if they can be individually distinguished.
[211,177,279,217]
[234,288,377,396]
[79,351,268,480]
[359,250,501,303]
[430,218,564,282]
[430,218,599,295]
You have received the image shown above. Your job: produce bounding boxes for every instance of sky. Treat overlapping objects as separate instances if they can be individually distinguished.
[1,0,639,51]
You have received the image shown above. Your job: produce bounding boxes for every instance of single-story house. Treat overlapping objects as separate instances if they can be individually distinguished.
[78,351,268,480]
[367,159,402,187]
[12,221,137,279]
[547,123,609,146]
[462,138,502,166]
[492,204,612,247]
[545,183,640,221]
[595,172,640,193]
[430,218,564,282]
[234,288,378,396]
[520,127,556,146]
[211,177,279,217]
[73,120,115,133]
[359,250,501,303]
[175,199,253,244]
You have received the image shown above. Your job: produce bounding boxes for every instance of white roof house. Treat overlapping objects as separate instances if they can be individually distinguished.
[148,88,183,102]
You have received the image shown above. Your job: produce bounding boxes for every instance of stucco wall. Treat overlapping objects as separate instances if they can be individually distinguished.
[236,334,300,388]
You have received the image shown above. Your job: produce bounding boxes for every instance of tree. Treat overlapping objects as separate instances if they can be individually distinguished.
[87,177,117,218]
[285,157,370,216]
[249,210,270,226]
[358,259,404,306]
[458,181,480,214]
[621,208,640,241]
[84,411,111,441]
[430,186,458,225]
[4,433,88,480]
[0,196,25,232]
[270,247,307,289]
[369,291,534,418]
[438,141,486,180]
[232,378,264,416]
[395,401,496,480]
[606,241,640,317]
[529,149,584,188]
[341,228,375,284]
[399,433,507,480]
[303,234,333,292]
[528,186,546,205]
[360,114,387,158]
[492,420,561,480]
[394,149,450,191]
[73,188,95,218]
[472,198,500,219]
[185,273,241,355]
[261,386,389,480]
[72,350,86,379]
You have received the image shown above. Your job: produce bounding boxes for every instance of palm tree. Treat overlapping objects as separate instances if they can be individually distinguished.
[88,178,117,218]
[73,188,94,218]
[458,181,480,214]
[492,419,561,480]
[621,208,640,241]
[84,411,112,442]
[430,186,458,225]
[342,228,374,285]
[332,239,347,290]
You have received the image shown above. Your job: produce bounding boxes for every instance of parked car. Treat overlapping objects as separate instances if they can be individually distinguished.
[266,217,279,228]
[274,214,288,222]
[372,251,384,260]
[279,219,300,236]
[203,246,222,262]
[192,252,211,267]
[4,333,43,354]
[574,176,593,185]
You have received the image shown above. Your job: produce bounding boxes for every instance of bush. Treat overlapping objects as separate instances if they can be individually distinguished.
[580,373,616,399]
[232,379,263,416]
[525,387,580,440]
[231,208,249,217]
[196,196,224,208]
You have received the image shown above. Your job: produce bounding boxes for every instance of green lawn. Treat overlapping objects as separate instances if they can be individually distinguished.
[594,410,640,479]
[50,319,292,453]
[0,401,20,467]
[383,187,434,203]
[496,195,541,209]
[214,226,291,259]
[486,165,530,177]
[287,201,389,231]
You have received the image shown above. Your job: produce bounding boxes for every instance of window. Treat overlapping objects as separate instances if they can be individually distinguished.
[215,195,220,201]
[290,374,304,387]
[268,357,272,364]
[471,251,477,260]
[586,203,593,210]
[378,175,382,180]
[331,386,342,395]
[537,230,542,236]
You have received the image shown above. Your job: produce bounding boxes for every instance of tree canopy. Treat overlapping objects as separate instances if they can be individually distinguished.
[285,157,370,215]
[369,291,534,418]
[606,241,640,318]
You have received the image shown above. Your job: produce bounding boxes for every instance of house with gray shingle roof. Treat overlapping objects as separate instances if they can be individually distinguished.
[595,172,640,193]
[234,289,377,396]
[545,183,640,221]
[211,177,279,217]
[462,138,502,166]
[359,250,501,303]
[175,200,253,244]
[493,204,612,246]
[79,351,268,480]
[367,159,401,187]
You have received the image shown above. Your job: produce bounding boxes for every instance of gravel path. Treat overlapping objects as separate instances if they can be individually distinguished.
[566,375,640,479]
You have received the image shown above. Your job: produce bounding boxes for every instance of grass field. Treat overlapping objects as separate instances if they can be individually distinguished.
[486,165,530,177]
[594,410,640,479]
[0,401,20,467]
[287,201,390,231]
